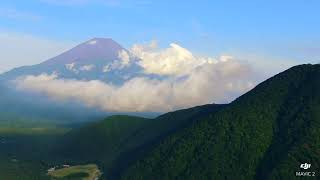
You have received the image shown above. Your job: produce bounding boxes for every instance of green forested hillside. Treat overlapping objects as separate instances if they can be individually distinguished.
[58,115,149,162]
[58,104,225,179]
[121,64,320,180]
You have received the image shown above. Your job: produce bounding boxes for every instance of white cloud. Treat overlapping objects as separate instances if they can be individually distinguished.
[65,63,75,70]
[220,55,233,62]
[118,50,131,67]
[129,41,219,76]
[65,63,95,72]
[101,50,132,73]
[40,0,90,6]
[79,64,95,71]
[88,40,97,45]
[65,63,78,73]
[40,0,149,8]
[102,65,111,73]
[14,49,257,112]
[40,0,122,7]
[0,30,75,73]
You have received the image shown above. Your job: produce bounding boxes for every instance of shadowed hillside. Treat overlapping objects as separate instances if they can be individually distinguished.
[121,64,320,180]
[58,104,225,179]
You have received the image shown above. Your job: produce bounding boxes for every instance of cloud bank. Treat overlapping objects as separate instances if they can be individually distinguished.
[14,42,259,112]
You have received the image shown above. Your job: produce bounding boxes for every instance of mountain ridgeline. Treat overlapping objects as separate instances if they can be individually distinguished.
[59,64,320,180]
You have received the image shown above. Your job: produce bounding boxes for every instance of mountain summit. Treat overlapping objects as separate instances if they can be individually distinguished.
[0,38,144,123]
[0,38,141,83]
[42,38,125,66]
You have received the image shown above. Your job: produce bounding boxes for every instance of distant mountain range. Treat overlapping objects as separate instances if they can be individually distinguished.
[57,64,320,180]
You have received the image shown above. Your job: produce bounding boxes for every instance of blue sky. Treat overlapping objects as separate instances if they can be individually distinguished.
[0,0,319,73]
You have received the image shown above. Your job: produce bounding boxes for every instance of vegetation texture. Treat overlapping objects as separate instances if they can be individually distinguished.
[121,64,320,180]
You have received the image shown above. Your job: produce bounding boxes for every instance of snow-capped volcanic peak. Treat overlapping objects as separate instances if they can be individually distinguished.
[0,38,139,85]
[42,38,125,66]
[87,40,98,45]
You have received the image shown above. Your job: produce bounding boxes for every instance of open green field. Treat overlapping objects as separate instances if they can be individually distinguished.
[48,164,102,180]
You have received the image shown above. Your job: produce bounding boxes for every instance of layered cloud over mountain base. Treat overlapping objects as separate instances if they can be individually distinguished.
[14,42,260,112]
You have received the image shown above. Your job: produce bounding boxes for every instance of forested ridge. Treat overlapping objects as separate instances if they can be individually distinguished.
[121,64,320,180]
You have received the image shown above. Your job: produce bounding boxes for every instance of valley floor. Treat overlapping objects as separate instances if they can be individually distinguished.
[48,164,102,180]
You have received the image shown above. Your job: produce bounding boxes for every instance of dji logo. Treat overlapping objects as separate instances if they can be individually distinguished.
[300,163,311,170]
[296,163,315,177]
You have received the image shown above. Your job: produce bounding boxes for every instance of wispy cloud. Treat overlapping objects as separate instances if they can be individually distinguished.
[40,0,91,6]
[40,0,150,8]
[0,7,42,21]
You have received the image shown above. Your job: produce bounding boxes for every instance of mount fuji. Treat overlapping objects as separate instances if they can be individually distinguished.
[0,38,157,124]
[1,38,143,85]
